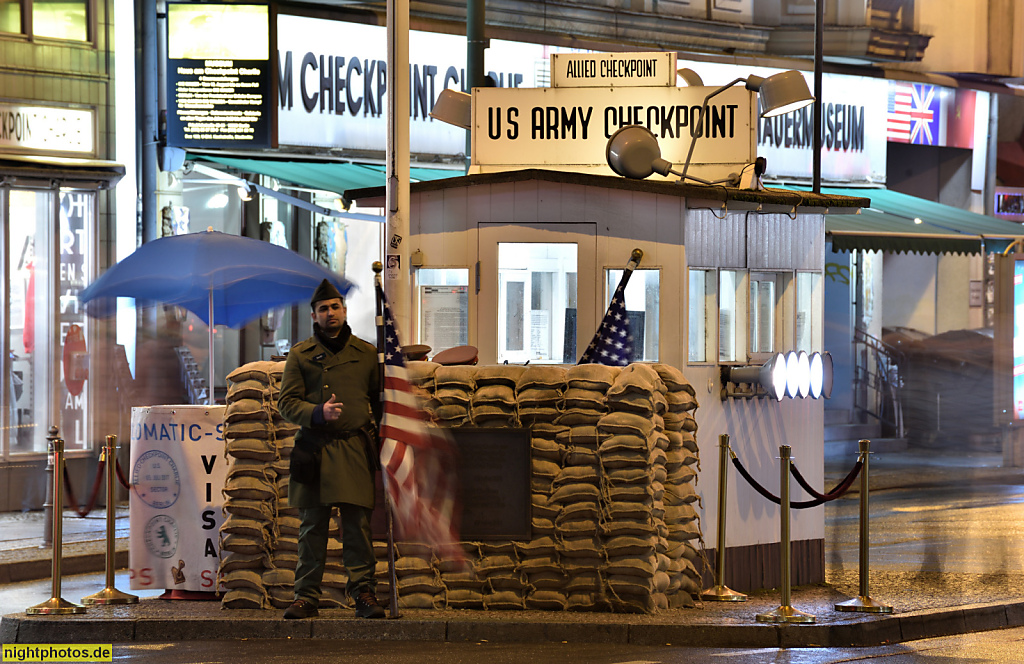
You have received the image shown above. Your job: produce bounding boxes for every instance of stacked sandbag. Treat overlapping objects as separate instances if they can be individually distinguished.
[471,366,521,428]
[219,360,295,609]
[653,364,703,605]
[394,542,444,609]
[477,542,525,610]
[429,366,475,427]
[439,544,484,609]
[598,363,672,613]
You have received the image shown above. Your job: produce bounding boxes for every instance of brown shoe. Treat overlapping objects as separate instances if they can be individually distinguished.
[283,599,318,619]
[354,590,385,619]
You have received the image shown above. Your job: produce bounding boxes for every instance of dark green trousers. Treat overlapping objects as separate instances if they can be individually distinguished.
[293,502,376,605]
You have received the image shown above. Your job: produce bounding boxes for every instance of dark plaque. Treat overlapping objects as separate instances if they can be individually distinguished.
[450,427,531,540]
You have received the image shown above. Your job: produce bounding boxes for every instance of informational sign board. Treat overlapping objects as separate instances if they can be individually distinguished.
[129,406,227,592]
[551,52,677,88]
[471,85,755,176]
[419,285,468,353]
[165,3,273,149]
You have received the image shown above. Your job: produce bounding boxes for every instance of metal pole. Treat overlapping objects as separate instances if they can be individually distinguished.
[27,427,87,614]
[812,0,823,194]
[701,434,746,601]
[465,0,486,173]
[373,262,400,620]
[756,445,814,623]
[835,439,893,613]
[82,435,138,605]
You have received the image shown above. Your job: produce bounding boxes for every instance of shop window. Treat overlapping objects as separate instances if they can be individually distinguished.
[0,0,21,33]
[688,269,715,363]
[796,271,823,352]
[719,269,746,363]
[749,272,780,354]
[7,190,52,454]
[497,243,576,364]
[605,268,659,362]
[415,268,469,356]
[32,0,88,40]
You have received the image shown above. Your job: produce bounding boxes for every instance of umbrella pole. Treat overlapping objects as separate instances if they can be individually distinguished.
[208,289,215,406]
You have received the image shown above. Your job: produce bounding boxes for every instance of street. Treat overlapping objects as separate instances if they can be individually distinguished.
[104,630,1024,663]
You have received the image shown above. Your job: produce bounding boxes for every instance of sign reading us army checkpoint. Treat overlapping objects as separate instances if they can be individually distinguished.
[470,53,756,175]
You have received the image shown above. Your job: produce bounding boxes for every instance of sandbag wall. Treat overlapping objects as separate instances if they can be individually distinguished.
[216,360,703,613]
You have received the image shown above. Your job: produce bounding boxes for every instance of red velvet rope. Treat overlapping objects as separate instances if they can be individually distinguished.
[62,459,106,517]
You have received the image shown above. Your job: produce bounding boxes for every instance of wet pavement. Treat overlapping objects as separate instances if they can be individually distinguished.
[3,447,1024,647]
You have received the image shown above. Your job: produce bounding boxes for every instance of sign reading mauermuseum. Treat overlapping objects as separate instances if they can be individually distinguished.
[165,3,273,148]
[0,103,94,154]
[551,52,677,87]
[471,85,756,178]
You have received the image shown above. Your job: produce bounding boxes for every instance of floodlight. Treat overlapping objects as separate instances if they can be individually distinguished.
[796,351,811,398]
[429,89,472,130]
[784,351,801,398]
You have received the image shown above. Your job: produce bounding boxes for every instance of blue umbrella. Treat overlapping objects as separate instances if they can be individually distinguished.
[80,229,354,403]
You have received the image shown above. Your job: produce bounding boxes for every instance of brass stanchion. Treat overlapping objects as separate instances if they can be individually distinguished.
[701,434,746,602]
[82,435,138,605]
[835,439,893,613]
[756,445,815,624]
[27,427,87,615]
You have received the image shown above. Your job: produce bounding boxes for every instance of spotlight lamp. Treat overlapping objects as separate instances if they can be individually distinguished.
[429,89,473,130]
[606,69,814,186]
[723,351,833,401]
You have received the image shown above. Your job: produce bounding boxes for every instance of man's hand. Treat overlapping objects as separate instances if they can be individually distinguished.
[323,394,344,421]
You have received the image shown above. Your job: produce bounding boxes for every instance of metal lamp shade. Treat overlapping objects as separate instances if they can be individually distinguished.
[607,125,665,180]
[758,70,814,118]
[429,89,472,130]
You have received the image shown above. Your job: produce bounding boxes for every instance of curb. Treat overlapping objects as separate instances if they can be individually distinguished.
[4,600,1024,647]
[0,543,127,585]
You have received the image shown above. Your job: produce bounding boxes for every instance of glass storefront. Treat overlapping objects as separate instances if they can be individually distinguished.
[3,187,94,456]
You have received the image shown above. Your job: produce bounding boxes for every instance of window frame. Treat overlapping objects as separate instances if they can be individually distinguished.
[0,0,95,43]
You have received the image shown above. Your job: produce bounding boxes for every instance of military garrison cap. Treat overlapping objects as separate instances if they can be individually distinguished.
[310,279,344,308]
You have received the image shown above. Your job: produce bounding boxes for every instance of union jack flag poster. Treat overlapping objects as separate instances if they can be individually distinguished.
[375,280,462,558]
[887,81,940,145]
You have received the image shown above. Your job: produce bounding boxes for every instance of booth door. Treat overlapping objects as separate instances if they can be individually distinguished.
[478,223,596,365]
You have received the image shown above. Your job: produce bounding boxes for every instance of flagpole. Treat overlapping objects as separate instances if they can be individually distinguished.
[579,248,643,365]
[208,288,214,405]
[373,261,401,619]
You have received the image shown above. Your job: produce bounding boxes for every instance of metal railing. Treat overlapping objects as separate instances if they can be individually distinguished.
[853,328,905,438]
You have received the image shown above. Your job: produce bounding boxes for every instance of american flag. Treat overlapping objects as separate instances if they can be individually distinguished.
[887,81,938,145]
[578,275,634,366]
[376,281,462,558]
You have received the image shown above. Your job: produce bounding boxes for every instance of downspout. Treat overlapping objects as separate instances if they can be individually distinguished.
[139,0,157,243]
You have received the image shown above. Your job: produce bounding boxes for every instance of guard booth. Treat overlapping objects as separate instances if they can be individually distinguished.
[347,168,866,592]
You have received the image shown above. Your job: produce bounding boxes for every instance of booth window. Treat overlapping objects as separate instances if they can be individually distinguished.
[796,271,823,352]
[415,268,469,356]
[749,272,780,354]
[497,243,576,364]
[688,269,714,363]
[606,268,659,362]
[719,269,747,362]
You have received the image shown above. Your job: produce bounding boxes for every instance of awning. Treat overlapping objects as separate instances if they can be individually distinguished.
[0,153,125,187]
[791,186,1024,255]
[191,154,462,196]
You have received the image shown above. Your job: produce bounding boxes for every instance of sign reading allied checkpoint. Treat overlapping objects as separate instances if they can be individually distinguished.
[129,405,227,592]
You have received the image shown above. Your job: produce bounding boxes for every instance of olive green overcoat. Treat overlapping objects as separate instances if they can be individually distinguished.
[278,330,381,509]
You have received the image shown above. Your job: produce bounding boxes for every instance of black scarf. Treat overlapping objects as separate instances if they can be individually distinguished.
[313,322,351,355]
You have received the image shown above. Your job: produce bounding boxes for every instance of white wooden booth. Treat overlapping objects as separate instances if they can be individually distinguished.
[350,168,866,591]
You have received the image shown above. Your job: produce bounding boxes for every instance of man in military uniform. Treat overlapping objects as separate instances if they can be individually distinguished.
[278,279,384,620]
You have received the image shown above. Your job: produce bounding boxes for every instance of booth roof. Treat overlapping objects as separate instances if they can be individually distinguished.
[343,168,870,211]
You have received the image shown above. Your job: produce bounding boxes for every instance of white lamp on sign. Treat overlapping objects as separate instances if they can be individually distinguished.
[724,351,832,401]
[429,89,473,130]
